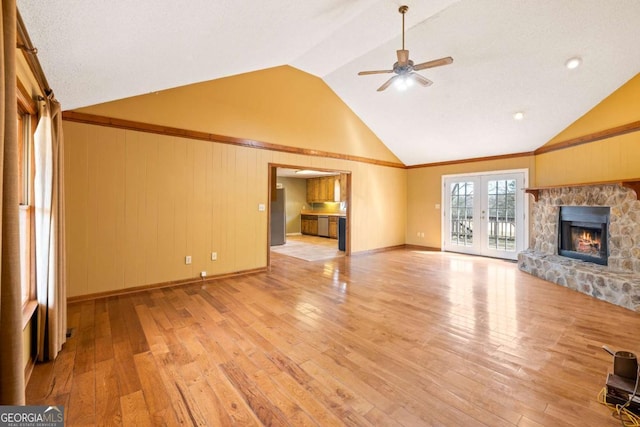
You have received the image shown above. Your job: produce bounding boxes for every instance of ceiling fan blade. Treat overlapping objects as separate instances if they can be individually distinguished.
[358,69,394,76]
[413,56,453,71]
[397,49,409,66]
[411,73,433,87]
[377,75,399,92]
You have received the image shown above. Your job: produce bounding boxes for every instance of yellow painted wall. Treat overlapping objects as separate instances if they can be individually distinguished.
[76,66,401,164]
[275,177,307,234]
[406,156,535,249]
[535,135,640,186]
[64,121,407,297]
[64,65,407,297]
[62,56,636,297]
[536,73,640,186]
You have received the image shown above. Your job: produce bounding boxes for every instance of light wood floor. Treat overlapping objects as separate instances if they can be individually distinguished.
[26,248,640,426]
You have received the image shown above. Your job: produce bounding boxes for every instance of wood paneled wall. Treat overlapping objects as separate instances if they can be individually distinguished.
[535,134,640,186]
[64,122,407,297]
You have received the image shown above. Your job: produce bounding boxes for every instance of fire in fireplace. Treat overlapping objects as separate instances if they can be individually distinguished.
[558,206,609,265]
[572,228,602,255]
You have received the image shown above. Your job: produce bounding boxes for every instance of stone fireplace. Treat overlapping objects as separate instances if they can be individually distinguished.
[518,184,640,312]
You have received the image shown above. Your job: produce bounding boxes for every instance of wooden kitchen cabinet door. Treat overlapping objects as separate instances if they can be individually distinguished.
[329,217,338,239]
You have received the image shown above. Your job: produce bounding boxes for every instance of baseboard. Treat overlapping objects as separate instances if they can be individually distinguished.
[67,267,267,303]
[352,244,441,257]
[351,244,407,257]
[404,244,441,252]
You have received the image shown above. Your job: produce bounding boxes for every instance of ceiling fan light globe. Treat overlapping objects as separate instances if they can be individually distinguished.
[405,75,414,87]
[395,76,409,91]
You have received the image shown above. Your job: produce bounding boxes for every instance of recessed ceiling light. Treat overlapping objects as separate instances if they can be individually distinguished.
[565,57,582,69]
[513,112,525,121]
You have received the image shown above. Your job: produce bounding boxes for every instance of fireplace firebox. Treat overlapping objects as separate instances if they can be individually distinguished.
[558,206,609,265]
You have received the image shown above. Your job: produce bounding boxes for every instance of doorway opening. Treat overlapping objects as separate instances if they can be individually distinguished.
[267,164,351,264]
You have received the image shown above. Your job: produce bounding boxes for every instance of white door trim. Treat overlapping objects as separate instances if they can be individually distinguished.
[441,168,529,259]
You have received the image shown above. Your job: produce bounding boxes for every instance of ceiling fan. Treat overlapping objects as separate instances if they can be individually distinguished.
[358,5,453,92]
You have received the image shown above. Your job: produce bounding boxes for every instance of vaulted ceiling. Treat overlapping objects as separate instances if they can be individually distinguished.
[17,0,640,166]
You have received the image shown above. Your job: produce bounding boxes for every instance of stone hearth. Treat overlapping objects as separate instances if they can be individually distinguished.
[518,184,640,312]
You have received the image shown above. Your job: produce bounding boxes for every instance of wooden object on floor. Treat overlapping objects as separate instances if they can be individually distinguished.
[26,249,639,426]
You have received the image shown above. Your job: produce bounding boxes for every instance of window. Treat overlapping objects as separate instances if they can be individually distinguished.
[17,81,37,308]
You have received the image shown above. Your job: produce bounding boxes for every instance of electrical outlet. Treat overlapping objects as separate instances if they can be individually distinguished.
[200,271,206,278]
[258,204,265,211]
[185,255,192,265]
[211,252,217,261]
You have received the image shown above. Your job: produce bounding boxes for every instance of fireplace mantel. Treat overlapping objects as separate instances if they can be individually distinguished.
[524,179,640,202]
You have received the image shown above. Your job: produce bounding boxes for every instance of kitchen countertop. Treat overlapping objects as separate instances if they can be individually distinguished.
[300,211,346,217]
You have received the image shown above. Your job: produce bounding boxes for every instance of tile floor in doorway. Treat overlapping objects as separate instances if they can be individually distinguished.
[270,234,344,262]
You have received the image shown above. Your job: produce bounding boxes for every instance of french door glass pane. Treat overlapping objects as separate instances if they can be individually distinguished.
[487,179,516,251]
[450,182,474,246]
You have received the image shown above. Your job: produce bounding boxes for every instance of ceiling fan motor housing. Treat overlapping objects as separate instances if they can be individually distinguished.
[393,60,414,75]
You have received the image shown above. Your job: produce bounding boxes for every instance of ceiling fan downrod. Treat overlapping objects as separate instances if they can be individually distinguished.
[399,5,408,51]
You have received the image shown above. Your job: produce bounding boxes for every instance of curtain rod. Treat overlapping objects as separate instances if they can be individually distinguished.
[16,8,55,101]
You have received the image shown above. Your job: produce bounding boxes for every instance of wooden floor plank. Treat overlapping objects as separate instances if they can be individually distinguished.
[26,249,640,426]
[133,351,172,420]
[220,359,291,426]
[120,390,153,427]
[154,351,210,426]
[111,338,142,397]
[95,359,123,426]
[66,370,95,425]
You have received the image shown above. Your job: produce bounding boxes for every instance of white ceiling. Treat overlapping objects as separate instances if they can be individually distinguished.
[17,0,640,166]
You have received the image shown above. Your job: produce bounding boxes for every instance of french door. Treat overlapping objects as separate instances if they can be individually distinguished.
[442,171,527,260]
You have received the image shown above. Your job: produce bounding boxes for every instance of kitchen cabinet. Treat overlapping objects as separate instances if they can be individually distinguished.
[329,217,338,239]
[306,176,338,203]
[306,179,316,203]
[301,215,318,236]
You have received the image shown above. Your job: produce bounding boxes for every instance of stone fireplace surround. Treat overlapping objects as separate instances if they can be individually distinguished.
[518,184,640,312]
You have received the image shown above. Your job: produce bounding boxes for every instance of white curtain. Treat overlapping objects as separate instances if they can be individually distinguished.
[33,94,66,361]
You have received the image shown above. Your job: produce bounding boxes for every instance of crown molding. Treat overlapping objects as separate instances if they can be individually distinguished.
[535,120,640,156]
[62,111,407,169]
